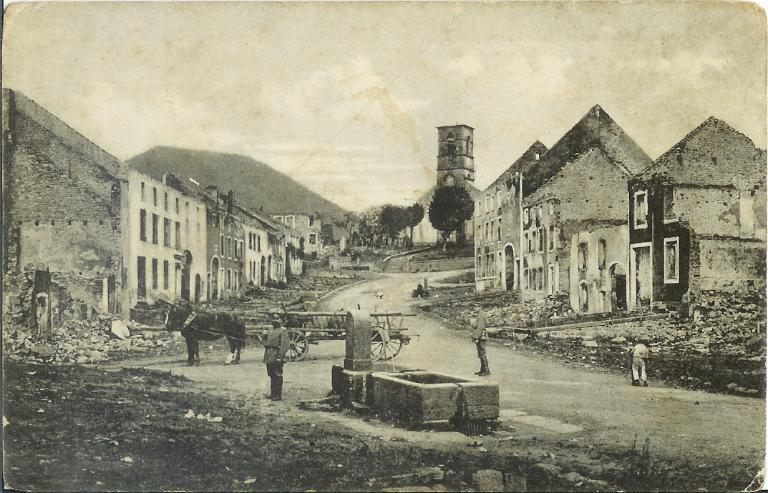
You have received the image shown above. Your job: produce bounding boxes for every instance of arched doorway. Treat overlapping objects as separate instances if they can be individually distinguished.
[260,256,266,287]
[194,274,202,303]
[504,244,515,291]
[181,251,192,301]
[210,257,220,300]
[609,263,627,312]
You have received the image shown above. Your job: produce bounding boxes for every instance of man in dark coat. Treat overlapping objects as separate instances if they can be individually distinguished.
[263,313,290,400]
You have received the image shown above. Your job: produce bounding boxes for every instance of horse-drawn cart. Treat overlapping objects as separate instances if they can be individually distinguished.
[247,311,415,362]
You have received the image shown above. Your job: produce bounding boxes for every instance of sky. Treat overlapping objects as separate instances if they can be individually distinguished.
[3,1,766,211]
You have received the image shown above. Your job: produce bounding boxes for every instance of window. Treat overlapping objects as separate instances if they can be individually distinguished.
[163,261,169,290]
[152,214,159,244]
[739,191,756,237]
[525,233,530,253]
[137,256,146,298]
[309,215,315,227]
[548,202,554,216]
[164,192,168,211]
[531,230,537,252]
[579,283,589,311]
[497,227,501,241]
[139,209,147,241]
[257,235,261,252]
[309,233,317,245]
[634,191,648,228]
[598,239,607,269]
[664,237,679,283]
[548,225,555,250]
[175,197,180,215]
[220,235,225,254]
[175,221,181,249]
[538,227,544,251]
[151,258,158,289]
[578,242,588,270]
[163,218,171,247]
[140,182,145,201]
[153,187,157,206]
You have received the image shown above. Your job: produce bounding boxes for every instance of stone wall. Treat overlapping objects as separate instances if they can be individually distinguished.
[695,237,766,291]
[405,257,474,273]
[2,89,122,326]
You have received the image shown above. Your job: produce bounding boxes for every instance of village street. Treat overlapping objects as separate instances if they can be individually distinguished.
[117,270,765,484]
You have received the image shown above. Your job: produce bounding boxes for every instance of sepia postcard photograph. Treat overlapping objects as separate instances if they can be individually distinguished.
[2,1,767,491]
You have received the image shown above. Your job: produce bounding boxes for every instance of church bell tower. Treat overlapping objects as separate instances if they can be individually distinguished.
[436,124,475,187]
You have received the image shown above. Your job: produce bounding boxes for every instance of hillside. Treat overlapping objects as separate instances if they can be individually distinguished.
[126,146,347,220]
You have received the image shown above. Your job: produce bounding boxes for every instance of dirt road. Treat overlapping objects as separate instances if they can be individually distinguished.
[119,270,765,489]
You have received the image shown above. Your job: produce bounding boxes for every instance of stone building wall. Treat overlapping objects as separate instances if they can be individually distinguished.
[2,89,122,326]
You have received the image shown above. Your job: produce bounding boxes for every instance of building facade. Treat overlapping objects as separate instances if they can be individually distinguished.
[475,141,547,292]
[203,189,246,300]
[2,89,123,329]
[628,117,767,310]
[122,170,208,308]
[271,213,322,258]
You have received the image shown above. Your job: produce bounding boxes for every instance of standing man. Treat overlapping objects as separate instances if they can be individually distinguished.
[472,311,491,376]
[263,313,290,400]
[630,340,650,387]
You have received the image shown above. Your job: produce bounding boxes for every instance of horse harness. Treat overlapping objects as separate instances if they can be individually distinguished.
[180,310,249,344]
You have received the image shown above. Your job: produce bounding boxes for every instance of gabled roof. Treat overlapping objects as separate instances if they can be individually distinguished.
[633,116,766,189]
[483,141,548,193]
[523,104,652,194]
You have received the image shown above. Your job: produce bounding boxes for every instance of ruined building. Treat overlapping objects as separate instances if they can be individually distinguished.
[2,89,123,331]
[412,125,479,245]
[474,141,547,293]
[628,117,767,311]
[474,105,653,317]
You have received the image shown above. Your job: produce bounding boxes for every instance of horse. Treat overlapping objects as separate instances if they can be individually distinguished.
[164,301,246,366]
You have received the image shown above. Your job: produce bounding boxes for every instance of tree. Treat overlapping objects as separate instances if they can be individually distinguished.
[405,203,424,247]
[334,212,359,246]
[428,185,475,249]
[379,205,410,245]
[357,207,382,246]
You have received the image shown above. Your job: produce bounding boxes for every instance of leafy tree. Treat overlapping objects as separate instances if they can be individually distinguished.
[379,205,410,245]
[428,185,475,249]
[357,207,383,246]
[406,203,424,247]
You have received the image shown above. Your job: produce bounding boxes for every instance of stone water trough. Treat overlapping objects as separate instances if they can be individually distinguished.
[369,370,499,425]
[330,309,499,427]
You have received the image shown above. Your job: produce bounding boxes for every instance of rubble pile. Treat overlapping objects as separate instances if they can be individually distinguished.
[529,290,766,396]
[3,319,179,365]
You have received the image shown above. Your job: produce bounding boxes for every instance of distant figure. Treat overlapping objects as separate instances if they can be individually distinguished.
[472,312,491,376]
[412,283,426,298]
[263,313,290,400]
[630,341,650,387]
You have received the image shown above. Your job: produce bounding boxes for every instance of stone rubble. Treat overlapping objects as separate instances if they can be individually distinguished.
[3,317,177,365]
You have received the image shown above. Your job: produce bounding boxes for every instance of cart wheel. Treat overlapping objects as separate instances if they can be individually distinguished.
[371,326,403,361]
[286,330,309,361]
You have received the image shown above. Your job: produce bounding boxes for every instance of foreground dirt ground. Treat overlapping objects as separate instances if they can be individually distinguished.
[4,356,765,492]
[4,271,765,492]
